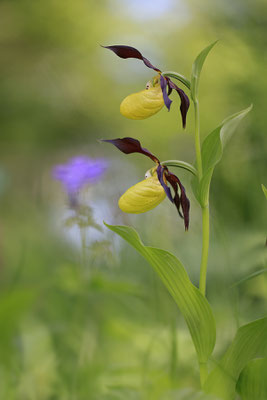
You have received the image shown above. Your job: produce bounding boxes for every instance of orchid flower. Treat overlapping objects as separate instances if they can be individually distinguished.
[103,45,190,128]
[102,137,190,230]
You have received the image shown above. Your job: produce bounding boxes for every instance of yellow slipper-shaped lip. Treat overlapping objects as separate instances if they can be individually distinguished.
[118,176,166,213]
[120,83,164,120]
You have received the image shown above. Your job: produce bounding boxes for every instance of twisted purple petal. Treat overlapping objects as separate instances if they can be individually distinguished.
[103,45,161,72]
[156,164,172,202]
[102,137,160,163]
[165,171,190,230]
[160,75,172,111]
[168,79,190,128]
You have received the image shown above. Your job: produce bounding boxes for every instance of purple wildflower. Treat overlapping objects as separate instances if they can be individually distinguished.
[53,156,108,205]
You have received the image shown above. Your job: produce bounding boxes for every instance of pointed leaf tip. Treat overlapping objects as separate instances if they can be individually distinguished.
[192,105,252,207]
[191,40,218,101]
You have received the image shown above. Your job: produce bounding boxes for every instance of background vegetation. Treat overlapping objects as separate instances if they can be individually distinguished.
[0,0,266,398]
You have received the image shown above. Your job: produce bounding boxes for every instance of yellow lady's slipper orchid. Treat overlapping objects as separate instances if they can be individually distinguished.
[102,137,190,230]
[103,44,190,128]
[118,175,166,213]
[120,79,164,120]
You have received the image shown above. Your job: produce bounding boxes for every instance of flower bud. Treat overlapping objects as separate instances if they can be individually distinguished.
[120,81,164,120]
[118,176,166,213]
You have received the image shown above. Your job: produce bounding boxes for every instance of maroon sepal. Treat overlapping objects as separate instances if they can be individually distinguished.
[156,164,172,202]
[160,75,172,111]
[101,137,160,163]
[102,45,161,72]
[165,171,190,230]
[168,80,190,129]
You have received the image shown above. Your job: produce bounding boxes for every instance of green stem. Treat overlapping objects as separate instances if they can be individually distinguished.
[161,160,197,176]
[199,205,210,296]
[193,100,203,180]
[162,70,211,386]
[80,226,87,268]
[193,94,210,388]
[199,362,208,387]
[161,71,191,90]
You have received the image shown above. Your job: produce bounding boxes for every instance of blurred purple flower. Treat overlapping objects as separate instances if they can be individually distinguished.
[53,156,108,204]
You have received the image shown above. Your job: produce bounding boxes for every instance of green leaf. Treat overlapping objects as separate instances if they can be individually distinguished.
[104,223,216,364]
[262,184,267,200]
[204,317,267,400]
[236,358,267,400]
[192,105,253,206]
[191,41,218,102]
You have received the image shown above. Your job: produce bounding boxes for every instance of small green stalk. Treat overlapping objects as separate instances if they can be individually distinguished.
[161,71,191,90]
[193,100,203,180]
[193,99,210,298]
[199,205,209,296]
[161,160,197,176]
[193,98,210,386]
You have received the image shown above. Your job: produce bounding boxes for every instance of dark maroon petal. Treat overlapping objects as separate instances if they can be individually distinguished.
[165,177,183,219]
[166,171,190,230]
[168,80,190,128]
[167,81,172,96]
[103,45,161,72]
[101,137,160,163]
[156,165,173,202]
[160,75,172,111]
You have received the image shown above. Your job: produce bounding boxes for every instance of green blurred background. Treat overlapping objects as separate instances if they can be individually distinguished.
[0,0,266,398]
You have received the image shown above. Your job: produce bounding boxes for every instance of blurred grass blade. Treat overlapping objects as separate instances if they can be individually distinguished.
[0,289,35,341]
[204,317,267,399]
[192,105,252,206]
[191,41,218,101]
[231,267,267,287]
[262,184,267,200]
[161,388,221,399]
[0,289,35,363]
[104,223,216,364]
[236,358,267,400]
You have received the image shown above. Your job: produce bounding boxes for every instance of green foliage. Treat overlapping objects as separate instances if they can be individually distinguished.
[18,321,58,400]
[191,41,218,102]
[104,223,216,364]
[0,289,35,357]
[262,184,267,200]
[161,388,220,399]
[204,317,267,399]
[0,0,266,397]
[192,105,252,206]
[236,358,267,400]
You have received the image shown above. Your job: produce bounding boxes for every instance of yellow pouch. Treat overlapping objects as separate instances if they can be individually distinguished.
[118,176,166,213]
[120,82,164,120]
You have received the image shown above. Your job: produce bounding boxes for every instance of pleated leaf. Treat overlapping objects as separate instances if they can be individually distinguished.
[191,41,218,102]
[204,317,267,400]
[262,184,267,200]
[105,223,216,364]
[236,358,267,400]
[192,105,252,206]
